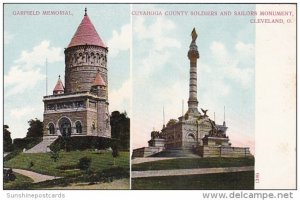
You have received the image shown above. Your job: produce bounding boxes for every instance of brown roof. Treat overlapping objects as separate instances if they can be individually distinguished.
[53,76,64,92]
[93,72,106,86]
[67,13,106,48]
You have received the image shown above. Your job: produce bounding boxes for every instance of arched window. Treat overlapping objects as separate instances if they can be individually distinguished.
[48,123,55,134]
[76,121,82,133]
[58,117,72,137]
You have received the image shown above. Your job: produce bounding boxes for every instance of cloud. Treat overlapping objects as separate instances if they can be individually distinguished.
[209,41,254,89]
[109,79,131,112]
[134,17,181,51]
[133,15,181,79]
[10,106,38,119]
[14,40,63,69]
[4,31,14,44]
[4,66,45,96]
[107,23,131,57]
[5,40,63,96]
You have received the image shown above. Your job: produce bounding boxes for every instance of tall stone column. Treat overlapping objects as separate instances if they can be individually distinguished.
[187,28,200,114]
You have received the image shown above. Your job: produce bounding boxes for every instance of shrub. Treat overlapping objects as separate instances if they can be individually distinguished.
[13,137,42,150]
[78,157,92,171]
[28,161,34,169]
[50,136,112,151]
[56,164,78,170]
[3,168,16,183]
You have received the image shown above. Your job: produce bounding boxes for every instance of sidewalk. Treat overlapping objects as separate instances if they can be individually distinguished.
[6,168,61,183]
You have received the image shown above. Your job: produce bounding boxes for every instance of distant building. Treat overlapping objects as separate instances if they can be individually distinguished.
[133,28,251,158]
[26,9,111,153]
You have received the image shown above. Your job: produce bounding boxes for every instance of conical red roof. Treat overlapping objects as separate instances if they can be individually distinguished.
[53,76,64,93]
[93,72,106,86]
[68,12,106,48]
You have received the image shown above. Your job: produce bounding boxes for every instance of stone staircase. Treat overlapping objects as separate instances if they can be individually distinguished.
[150,148,201,158]
[24,136,58,153]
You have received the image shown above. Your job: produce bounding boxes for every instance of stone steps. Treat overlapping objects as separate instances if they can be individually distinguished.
[24,136,58,153]
[150,148,200,158]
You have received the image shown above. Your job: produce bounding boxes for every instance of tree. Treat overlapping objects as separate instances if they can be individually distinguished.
[110,111,130,150]
[4,125,13,152]
[111,142,119,166]
[26,118,43,138]
[50,142,60,162]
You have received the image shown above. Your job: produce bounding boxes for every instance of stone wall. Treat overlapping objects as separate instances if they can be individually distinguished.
[64,45,108,94]
[196,146,252,158]
[43,110,88,136]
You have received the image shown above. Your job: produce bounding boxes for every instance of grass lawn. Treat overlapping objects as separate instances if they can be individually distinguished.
[4,172,34,190]
[132,157,254,171]
[4,150,129,177]
[132,171,254,190]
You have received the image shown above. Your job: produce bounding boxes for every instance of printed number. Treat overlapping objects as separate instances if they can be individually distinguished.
[255,173,260,183]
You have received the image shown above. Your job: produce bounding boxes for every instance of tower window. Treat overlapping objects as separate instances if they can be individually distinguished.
[48,123,55,134]
[76,121,82,133]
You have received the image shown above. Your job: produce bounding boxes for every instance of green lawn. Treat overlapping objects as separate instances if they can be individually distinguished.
[4,172,34,190]
[132,157,254,171]
[4,150,129,177]
[132,171,254,190]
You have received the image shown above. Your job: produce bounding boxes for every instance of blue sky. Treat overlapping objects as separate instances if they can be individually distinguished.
[131,4,255,152]
[4,4,130,139]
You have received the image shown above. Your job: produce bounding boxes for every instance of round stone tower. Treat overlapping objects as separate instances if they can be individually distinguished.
[64,8,108,99]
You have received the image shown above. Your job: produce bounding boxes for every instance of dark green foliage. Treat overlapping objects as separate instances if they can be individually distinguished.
[56,164,78,171]
[6,119,43,152]
[50,136,111,151]
[110,111,130,150]
[132,171,254,190]
[111,142,120,158]
[132,157,255,171]
[28,161,34,169]
[50,151,60,163]
[26,118,43,138]
[3,172,34,190]
[4,125,13,152]
[50,142,60,162]
[13,137,42,150]
[3,168,16,183]
[111,141,120,166]
[78,157,92,171]
[30,167,129,189]
[4,149,22,162]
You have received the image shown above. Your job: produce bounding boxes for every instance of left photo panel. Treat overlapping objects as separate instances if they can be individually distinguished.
[3,4,130,189]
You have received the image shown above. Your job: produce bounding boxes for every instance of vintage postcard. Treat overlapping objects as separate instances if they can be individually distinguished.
[130,3,296,190]
[3,4,130,190]
[2,2,297,194]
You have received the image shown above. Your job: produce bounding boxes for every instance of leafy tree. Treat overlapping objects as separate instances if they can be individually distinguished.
[111,142,119,166]
[4,125,13,152]
[50,142,60,162]
[26,118,43,138]
[110,111,130,150]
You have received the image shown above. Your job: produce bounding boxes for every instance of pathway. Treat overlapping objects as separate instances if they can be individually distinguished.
[7,168,61,183]
[132,166,254,178]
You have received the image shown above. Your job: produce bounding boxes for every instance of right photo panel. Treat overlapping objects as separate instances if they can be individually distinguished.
[131,3,296,190]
